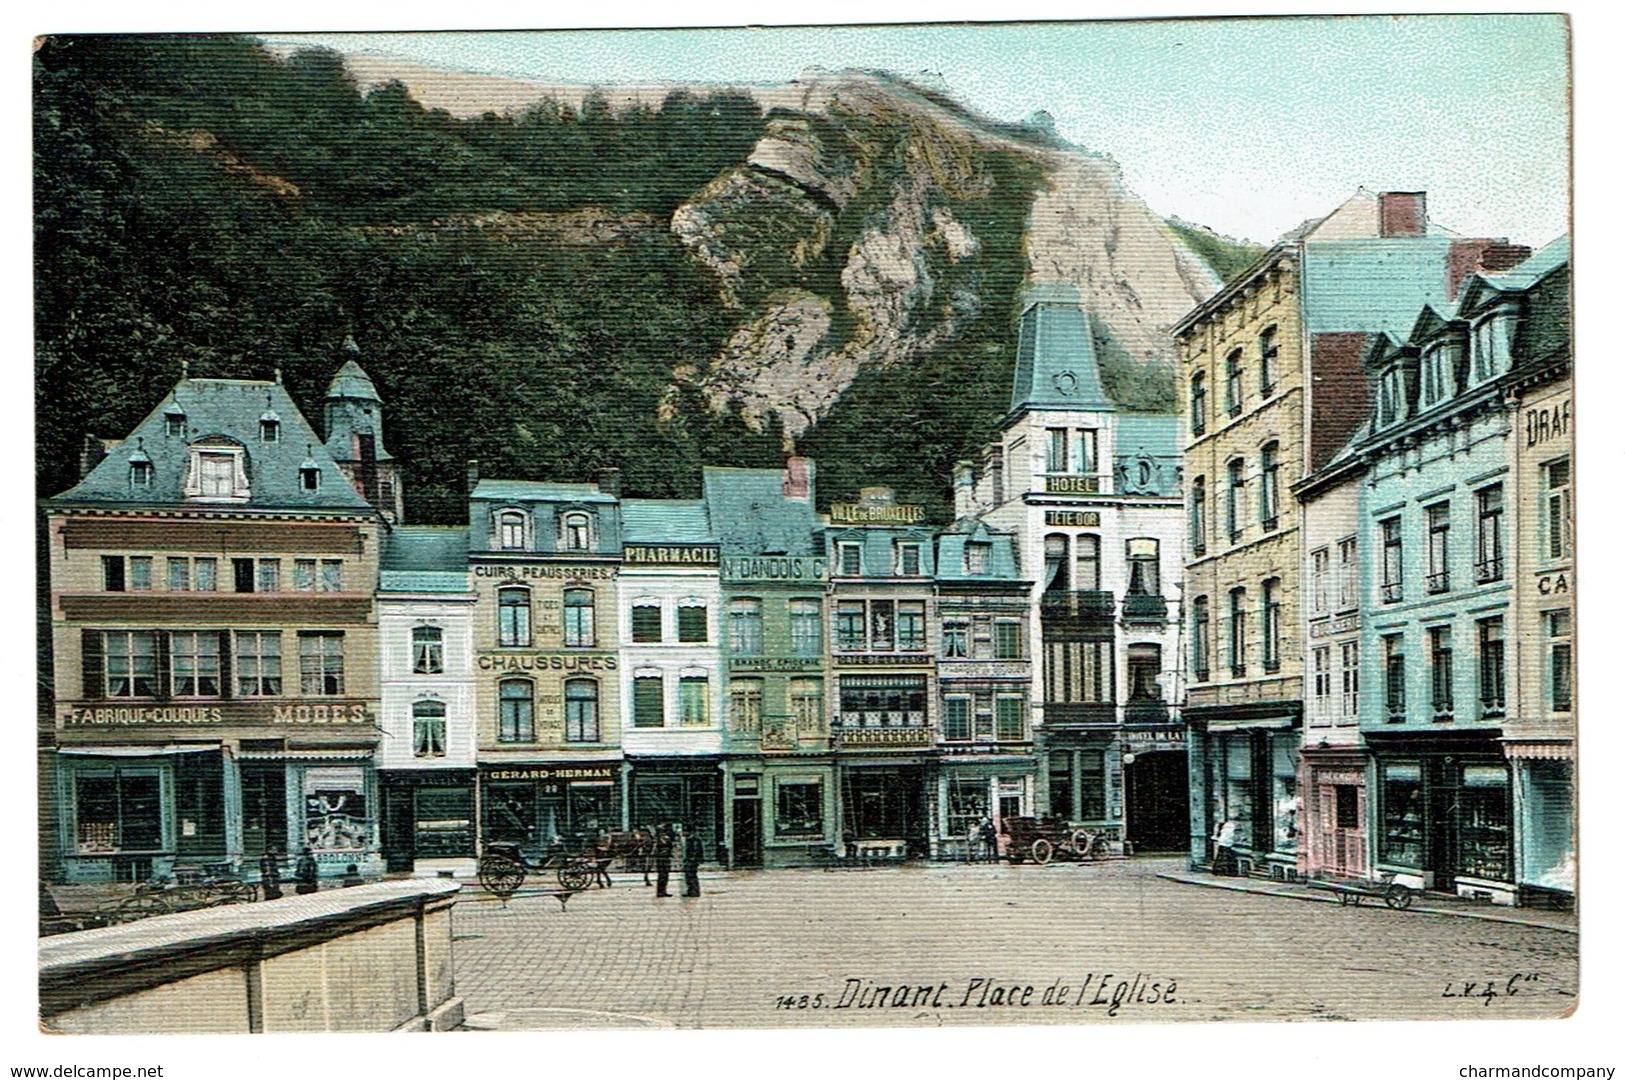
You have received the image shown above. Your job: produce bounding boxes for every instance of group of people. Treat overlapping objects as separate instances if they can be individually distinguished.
[643,823,705,898]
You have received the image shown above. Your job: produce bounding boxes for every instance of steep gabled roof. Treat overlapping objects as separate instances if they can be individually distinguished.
[1009,284,1114,413]
[701,467,820,556]
[49,378,370,512]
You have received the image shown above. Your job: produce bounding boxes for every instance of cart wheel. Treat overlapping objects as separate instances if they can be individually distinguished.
[115,893,172,921]
[479,855,526,897]
[1072,830,1099,859]
[1336,892,1355,906]
[558,863,592,892]
[1031,838,1054,865]
[1384,884,1414,910]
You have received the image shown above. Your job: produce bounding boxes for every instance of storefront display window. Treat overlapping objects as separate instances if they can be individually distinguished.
[775,779,823,838]
[1223,738,1252,849]
[303,767,370,852]
[1079,750,1106,821]
[75,771,161,853]
[1273,739,1298,853]
[413,786,474,857]
[1380,762,1424,868]
[1048,754,1072,820]
[946,776,989,838]
[1458,765,1510,881]
[568,784,614,837]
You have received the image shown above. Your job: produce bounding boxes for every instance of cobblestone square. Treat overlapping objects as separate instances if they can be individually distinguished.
[452,858,1578,1030]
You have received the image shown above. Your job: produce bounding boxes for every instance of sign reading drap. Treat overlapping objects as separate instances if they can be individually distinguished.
[624,545,719,567]
[1525,397,1570,449]
[720,556,827,584]
[1045,510,1101,527]
[829,503,926,525]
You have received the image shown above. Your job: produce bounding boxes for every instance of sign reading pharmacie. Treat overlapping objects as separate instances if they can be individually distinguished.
[60,700,375,726]
[623,544,719,567]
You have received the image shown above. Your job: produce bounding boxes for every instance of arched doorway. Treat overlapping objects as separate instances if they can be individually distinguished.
[1123,750,1189,852]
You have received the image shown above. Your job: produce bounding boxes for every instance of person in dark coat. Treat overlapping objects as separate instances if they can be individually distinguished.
[259,849,283,900]
[294,851,320,895]
[681,825,704,898]
[653,824,674,898]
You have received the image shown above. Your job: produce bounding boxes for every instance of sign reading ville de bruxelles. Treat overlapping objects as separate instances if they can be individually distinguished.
[829,503,926,525]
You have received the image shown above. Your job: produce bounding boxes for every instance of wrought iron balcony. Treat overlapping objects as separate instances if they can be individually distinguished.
[1121,593,1169,623]
[1476,558,1504,584]
[1381,582,1403,603]
[1426,571,1450,594]
[833,725,932,749]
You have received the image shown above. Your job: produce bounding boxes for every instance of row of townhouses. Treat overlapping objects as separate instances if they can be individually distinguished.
[40,189,1573,908]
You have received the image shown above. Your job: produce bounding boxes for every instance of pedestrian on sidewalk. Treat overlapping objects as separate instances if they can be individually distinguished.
[681,824,703,898]
[259,848,283,901]
[1211,819,1238,877]
[295,851,320,895]
[654,824,674,898]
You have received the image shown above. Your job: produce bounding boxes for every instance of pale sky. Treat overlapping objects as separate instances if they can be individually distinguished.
[272,15,1570,247]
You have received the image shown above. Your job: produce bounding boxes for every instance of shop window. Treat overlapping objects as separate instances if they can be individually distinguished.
[298,631,344,696]
[499,679,535,743]
[1079,751,1106,820]
[1048,754,1073,820]
[303,767,370,853]
[170,631,223,697]
[789,599,821,656]
[498,586,532,648]
[1458,765,1511,880]
[412,625,444,674]
[678,676,710,727]
[790,678,824,735]
[1546,609,1573,712]
[775,779,823,838]
[1478,617,1506,716]
[413,700,447,757]
[75,772,161,854]
[631,603,663,644]
[482,783,535,847]
[633,675,665,728]
[677,603,709,644]
[947,777,990,839]
[729,597,763,655]
[729,678,763,734]
[565,678,599,742]
[562,588,594,647]
[235,631,282,696]
[1476,485,1505,583]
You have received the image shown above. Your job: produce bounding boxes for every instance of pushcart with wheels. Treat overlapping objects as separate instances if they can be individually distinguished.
[1307,873,1415,910]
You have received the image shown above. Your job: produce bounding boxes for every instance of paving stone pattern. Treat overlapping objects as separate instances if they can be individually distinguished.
[451,858,1578,1030]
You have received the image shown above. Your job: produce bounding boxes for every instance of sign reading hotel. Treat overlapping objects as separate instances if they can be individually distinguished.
[1046,476,1100,495]
[624,544,719,567]
[829,502,926,526]
[1045,510,1101,527]
[720,555,827,584]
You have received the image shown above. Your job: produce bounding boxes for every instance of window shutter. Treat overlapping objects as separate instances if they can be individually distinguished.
[219,630,234,699]
[154,630,172,701]
[81,630,104,699]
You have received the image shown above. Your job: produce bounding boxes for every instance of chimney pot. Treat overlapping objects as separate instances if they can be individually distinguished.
[466,460,480,494]
[783,456,811,501]
[1379,191,1427,237]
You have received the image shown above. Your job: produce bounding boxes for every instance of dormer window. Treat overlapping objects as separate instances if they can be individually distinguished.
[560,511,593,552]
[165,410,186,438]
[964,541,990,576]
[1472,315,1508,381]
[260,416,281,443]
[184,440,249,502]
[130,460,153,487]
[498,510,528,551]
[300,465,321,491]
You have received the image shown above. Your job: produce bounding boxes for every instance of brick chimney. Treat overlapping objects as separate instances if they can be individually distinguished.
[1446,240,1534,300]
[1379,191,1427,237]
[80,434,111,479]
[465,460,480,494]
[953,460,977,520]
[783,456,813,501]
[596,467,622,498]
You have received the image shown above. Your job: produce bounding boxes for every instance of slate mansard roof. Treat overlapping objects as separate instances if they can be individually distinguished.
[49,377,371,513]
[380,526,471,594]
[621,499,716,546]
[1009,284,1115,414]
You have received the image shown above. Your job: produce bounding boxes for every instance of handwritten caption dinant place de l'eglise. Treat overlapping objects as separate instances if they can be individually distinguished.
[774,974,1178,1017]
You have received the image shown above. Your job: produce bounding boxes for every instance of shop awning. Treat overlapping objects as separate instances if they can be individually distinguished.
[57,745,218,757]
[236,749,374,761]
[1501,740,1575,760]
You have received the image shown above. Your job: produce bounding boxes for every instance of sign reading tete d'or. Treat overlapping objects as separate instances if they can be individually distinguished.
[829,503,926,525]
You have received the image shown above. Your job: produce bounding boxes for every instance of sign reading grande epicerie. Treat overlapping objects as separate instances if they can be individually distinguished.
[720,556,827,583]
[624,544,719,566]
[829,503,925,525]
[61,702,374,725]
[478,652,619,672]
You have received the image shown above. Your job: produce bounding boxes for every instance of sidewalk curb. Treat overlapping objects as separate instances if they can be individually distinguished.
[1156,873,1577,935]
